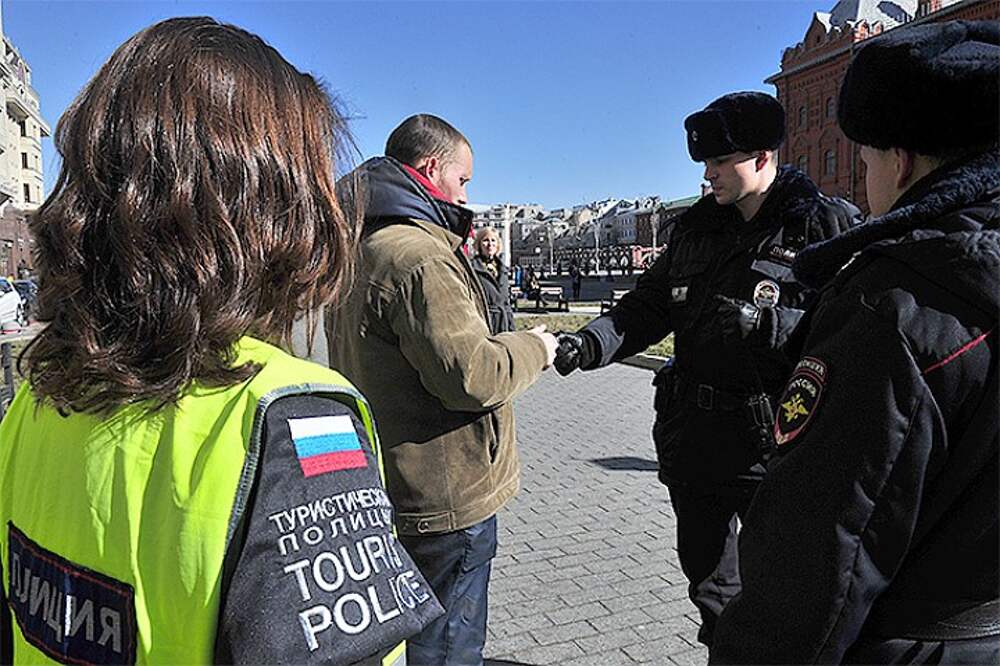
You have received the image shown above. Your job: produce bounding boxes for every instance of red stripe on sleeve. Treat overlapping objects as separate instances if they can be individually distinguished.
[923,330,992,375]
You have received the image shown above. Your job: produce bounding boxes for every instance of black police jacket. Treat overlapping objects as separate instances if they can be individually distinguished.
[711,151,999,663]
[582,166,858,485]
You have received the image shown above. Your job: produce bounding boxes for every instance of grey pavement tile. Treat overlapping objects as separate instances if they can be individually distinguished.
[522,576,584,597]
[573,626,645,654]
[498,595,566,616]
[507,641,587,665]
[558,536,622,555]
[542,552,599,569]
[534,563,589,582]
[570,528,622,543]
[622,634,694,662]
[586,607,657,632]
[608,575,675,598]
[569,569,633,588]
[660,597,698,618]
[599,591,664,613]
[530,620,598,646]
[653,581,691,601]
[559,584,618,606]
[489,605,514,624]
[562,649,635,666]
[490,572,544,594]
[488,613,555,639]
[503,559,556,576]
[544,600,609,626]
[511,548,567,564]
[484,630,539,657]
[669,646,709,666]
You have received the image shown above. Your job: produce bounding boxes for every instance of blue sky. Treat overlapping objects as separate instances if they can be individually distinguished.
[4,0,823,209]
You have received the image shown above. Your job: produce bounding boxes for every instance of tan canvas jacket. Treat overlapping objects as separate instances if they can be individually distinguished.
[329,216,547,536]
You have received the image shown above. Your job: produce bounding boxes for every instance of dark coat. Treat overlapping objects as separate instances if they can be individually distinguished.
[711,151,1000,663]
[583,166,858,486]
[470,255,515,333]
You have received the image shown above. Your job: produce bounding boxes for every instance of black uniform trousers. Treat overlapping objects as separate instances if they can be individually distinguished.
[667,481,758,647]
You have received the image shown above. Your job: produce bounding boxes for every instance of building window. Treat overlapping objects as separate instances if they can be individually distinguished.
[23,184,31,203]
[18,120,26,137]
[20,153,28,169]
[798,155,808,172]
[798,105,807,129]
[824,149,836,176]
[826,97,835,119]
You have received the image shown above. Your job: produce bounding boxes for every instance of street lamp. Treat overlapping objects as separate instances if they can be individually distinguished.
[545,226,554,274]
[650,212,660,264]
[593,221,600,273]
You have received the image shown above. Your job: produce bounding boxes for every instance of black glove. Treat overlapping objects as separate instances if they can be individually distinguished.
[814,194,863,238]
[554,331,596,376]
[714,295,762,340]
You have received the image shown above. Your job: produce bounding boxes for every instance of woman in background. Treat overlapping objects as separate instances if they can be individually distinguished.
[471,226,515,333]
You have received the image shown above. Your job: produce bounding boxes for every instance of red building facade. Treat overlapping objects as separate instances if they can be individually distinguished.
[767,0,999,212]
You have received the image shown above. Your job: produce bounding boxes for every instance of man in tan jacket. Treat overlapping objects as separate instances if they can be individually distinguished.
[328,114,557,666]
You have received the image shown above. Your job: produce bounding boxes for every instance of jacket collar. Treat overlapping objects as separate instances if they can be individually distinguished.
[684,166,822,232]
[793,150,1000,289]
[349,156,473,243]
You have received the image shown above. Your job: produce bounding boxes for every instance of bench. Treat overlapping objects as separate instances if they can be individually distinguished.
[600,289,630,314]
[518,284,568,312]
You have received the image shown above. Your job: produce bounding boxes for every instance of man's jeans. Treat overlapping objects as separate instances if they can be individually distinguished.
[398,515,497,666]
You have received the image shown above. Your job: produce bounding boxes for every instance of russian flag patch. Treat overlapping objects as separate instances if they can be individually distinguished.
[288,415,368,477]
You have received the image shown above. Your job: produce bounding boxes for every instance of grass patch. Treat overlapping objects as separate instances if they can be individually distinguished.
[515,314,674,358]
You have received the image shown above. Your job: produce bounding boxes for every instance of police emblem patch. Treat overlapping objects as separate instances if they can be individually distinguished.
[774,356,827,446]
[670,285,689,303]
[752,280,780,308]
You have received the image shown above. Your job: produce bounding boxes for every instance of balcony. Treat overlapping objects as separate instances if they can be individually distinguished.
[6,84,50,136]
[0,178,18,205]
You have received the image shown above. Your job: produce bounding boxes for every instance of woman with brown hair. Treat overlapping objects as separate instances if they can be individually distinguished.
[0,17,439,665]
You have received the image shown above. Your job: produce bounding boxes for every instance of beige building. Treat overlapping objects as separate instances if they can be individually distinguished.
[0,2,49,276]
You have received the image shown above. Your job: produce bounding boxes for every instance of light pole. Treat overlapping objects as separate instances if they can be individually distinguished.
[502,203,511,267]
[594,221,600,273]
[650,212,660,264]
[546,226,554,274]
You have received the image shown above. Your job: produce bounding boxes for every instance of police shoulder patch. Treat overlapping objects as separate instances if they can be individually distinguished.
[7,522,138,664]
[774,356,827,446]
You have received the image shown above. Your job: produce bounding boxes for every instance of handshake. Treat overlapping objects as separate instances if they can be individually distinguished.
[553,331,597,376]
[526,326,595,375]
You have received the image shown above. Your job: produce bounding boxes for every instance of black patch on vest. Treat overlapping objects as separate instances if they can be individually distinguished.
[6,522,137,664]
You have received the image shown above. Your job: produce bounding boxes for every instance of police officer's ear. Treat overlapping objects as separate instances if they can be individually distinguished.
[753,150,771,172]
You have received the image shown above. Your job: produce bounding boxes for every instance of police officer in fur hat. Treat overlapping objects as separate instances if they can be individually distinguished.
[712,20,999,664]
[554,91,859,646]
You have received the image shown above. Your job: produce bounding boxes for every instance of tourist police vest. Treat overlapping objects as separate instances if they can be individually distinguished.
[0,337,405,665]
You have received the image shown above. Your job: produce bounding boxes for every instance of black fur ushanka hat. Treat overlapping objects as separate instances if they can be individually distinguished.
[838,20,999,155]
[684,92,785,162]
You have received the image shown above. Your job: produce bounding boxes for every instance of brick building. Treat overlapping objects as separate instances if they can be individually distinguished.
[767,0,999,212]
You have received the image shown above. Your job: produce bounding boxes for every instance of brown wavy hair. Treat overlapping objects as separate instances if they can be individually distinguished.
[24,17,359,414]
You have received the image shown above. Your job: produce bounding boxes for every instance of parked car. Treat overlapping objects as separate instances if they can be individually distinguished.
[0,278,26,327]
[13,279,37,321]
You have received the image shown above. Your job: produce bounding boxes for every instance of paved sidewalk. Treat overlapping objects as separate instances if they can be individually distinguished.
[484,364,707,665]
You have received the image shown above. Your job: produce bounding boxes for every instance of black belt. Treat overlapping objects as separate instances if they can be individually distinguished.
[687,382,747,412]
[867,599,1000,641]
